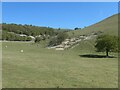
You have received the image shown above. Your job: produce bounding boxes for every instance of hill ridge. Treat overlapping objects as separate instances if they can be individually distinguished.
[67,14,118,37]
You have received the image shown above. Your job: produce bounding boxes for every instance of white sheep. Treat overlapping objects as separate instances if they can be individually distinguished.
[20,50,23,53]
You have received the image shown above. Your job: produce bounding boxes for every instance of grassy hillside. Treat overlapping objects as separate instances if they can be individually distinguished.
[66,14,118,55]
[68,14,118,37]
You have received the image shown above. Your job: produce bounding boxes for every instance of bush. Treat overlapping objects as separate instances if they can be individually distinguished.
[35,37,41,43]
[48,32,68,46]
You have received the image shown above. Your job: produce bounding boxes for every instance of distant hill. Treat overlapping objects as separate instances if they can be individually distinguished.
[2,23,70,36]
[1,23,70,41]
[2,23,56,36]
[68,14,118,37]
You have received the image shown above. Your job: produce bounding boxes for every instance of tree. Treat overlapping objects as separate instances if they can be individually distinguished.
[74,27,79,30]
[58,28,61,30]
[74,27,81,30]
[95,35,118,57]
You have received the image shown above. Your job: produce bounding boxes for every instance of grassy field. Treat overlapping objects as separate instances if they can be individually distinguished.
[2,41,118,88]
[0,41,2,89]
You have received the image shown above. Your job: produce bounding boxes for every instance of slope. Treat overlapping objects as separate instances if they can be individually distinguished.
[68,14,118,37]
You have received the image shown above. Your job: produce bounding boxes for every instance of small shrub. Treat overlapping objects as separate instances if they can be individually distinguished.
[35,37,41,43]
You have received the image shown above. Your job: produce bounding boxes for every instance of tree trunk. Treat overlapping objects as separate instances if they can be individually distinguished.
[106,49,109,57]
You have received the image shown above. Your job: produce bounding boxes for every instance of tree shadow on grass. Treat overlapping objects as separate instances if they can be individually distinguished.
[79,54,116,58]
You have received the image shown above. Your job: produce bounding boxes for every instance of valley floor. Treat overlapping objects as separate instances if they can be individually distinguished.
[2,42,118,88]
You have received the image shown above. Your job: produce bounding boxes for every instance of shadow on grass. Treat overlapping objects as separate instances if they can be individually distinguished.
[79,54,116,58]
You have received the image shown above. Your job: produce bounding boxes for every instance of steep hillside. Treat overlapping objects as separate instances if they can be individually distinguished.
[68,14,118,37]
[67,14,118,51]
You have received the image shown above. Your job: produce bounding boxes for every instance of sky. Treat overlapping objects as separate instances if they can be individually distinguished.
[2,2,118,29]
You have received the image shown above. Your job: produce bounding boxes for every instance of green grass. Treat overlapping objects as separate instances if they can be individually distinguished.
[2,41,118,88]
[67,14,118,37]
[0,41,1,89]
